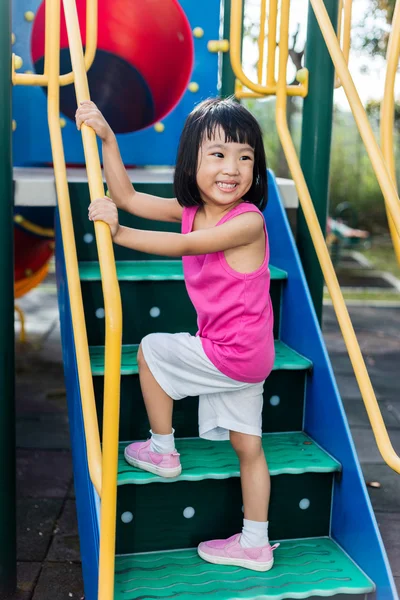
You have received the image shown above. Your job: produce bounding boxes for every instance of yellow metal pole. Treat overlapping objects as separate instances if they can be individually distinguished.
[13,0,97,87]
[309,0,400,239]
[275,0,400,474]
[46,0,102,494]
[380,0,400,266]
[62,0,122,598]
[267,0,278,87]
[258,0,267,85]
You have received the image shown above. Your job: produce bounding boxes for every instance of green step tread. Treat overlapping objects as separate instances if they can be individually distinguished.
[79,259,287,281]
[90,340,312,376]
[114,536,374,600]
[117,432,341,486]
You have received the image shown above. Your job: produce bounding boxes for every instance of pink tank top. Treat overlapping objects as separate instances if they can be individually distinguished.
[182,203,275,383]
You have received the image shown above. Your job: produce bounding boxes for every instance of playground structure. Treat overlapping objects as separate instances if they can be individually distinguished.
[1,0,400,599]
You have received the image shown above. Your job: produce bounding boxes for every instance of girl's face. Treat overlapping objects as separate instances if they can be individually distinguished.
[196,127,254,208]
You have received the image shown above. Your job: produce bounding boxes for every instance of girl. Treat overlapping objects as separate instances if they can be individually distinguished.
[76,97,279,572]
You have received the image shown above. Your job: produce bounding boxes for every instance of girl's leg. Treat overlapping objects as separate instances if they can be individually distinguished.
[137,343,174,435]
[230,430,270,523]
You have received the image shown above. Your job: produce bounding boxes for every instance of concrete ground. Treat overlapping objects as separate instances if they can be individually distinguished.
[8,276,400,599]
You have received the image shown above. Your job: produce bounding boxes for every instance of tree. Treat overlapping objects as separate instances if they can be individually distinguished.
[356,0,396,58]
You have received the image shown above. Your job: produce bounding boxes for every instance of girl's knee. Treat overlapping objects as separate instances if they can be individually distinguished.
[137,343,147,370]
[230,430,262,461]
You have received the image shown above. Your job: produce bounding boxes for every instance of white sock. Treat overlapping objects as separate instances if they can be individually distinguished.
[240,519,269,548]
[150,429,176,454]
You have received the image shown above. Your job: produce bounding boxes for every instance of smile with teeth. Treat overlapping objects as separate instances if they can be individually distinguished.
[216,182,238,191]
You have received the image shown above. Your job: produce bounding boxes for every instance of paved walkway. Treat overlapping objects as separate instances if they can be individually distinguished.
[9,278,400,599]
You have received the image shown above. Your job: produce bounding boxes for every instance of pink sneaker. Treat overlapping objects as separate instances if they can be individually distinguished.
[124,439,182,478]
[198,533,280,571]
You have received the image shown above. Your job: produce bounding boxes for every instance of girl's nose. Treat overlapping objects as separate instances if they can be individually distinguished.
[222,162,239,175]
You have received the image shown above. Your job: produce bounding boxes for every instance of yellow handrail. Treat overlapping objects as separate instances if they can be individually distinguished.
[309,0,400,239]
[12,0,97,87]
[334,0,352,88]
[45,0,102,495]
[258,0,267,85]
[62,1,123,599]
[267,0,278,87]
[380,0,400,265]
[274,0,400,474]
[231,0,309,98]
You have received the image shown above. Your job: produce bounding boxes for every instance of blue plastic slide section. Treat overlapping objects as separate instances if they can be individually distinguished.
[55,210,100,600]
[265,171,398,600]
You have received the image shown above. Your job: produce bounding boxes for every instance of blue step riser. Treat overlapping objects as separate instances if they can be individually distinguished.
[81,279,283,346]
[115,472,334,554]
[93,369,306,441]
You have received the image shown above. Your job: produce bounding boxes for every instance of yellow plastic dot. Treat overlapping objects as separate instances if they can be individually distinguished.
[24,11,35,22]
[11,33,16,45]
[25,268,33,277]
[14,55,23,70]
[12,120,17,132]
[106,190,111,197]
[193,27,204,39]
[207,39,230,53]
[154,122,165,133]
[60,118,67,128]
[188,82,199,93]
[15,215,23,223]
[296,68,308,84]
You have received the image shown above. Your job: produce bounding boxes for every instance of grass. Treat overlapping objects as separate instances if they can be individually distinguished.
[358,244,400,278]
[324,289,400,302]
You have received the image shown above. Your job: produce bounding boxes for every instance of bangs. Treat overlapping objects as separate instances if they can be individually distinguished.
[199,114,257,151]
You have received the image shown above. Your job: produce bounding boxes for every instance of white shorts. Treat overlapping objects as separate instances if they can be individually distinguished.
[141,332,264,441]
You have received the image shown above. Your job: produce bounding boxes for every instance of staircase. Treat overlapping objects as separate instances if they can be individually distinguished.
[56,172,397,600]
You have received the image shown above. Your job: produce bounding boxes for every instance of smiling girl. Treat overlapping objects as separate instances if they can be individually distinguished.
[76,97,279,571]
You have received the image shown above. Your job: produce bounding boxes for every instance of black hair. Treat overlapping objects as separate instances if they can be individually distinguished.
[174,97,268,211]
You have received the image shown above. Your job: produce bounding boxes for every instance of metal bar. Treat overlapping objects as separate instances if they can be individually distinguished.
[62,0,123,597]
[258,0,267,84]
[13,0,97,87]
[0,0,16,596]
[380,0,400,264]
[45,0,102,498]
[276,0,400,475]
[298,0,338,322]
[309,0,400,238]
[267,0,278,87]
[230,0,308,97]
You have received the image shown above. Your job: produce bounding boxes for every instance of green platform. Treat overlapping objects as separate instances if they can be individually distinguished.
[89,340,312,377]
[114,537,374,600]
[79,259,288,282]
[117,432,341,485]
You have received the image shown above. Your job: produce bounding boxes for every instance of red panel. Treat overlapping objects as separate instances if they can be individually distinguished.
[31,0,193,121]
[14,228,53,281]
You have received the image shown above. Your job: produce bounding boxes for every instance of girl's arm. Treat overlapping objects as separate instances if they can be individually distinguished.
[76,101,183,223]
[89,197,263,256]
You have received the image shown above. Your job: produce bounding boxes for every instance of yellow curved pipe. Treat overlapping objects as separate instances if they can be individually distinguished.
[14,214,54,238]
[62,1,123,598]
[12,0,97,87]
[275,0,400,474]
[46,0,102,496]
[380,0,400,266]
[230,0,308,98]
[14,305,26,343]
[309,0,400,240]
[14,261,50,299]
